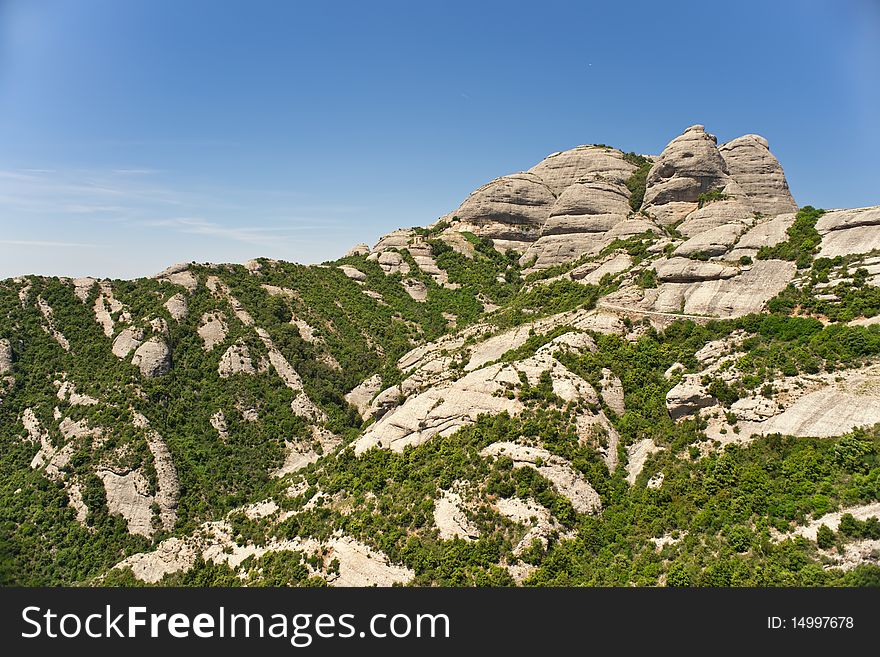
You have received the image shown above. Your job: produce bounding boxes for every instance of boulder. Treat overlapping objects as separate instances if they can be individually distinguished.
[345,374,383,418]
[376,251,410,275]
[112,327,144,358]
[372,228,414,252]
[163,293,188,321]
[218,343,255,377]
[132,338,171,378]
[401,278,428,302]
[345,243,370,257]
[338,265,367,281]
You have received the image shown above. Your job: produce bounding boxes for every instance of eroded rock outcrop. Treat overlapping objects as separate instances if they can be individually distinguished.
[132,338,171,378]
[0,339,12,374]
[449,172,556,251]
[481,442,602,514]
[218,342,255,377]
[198,312,228,351]
[718,134,797,217]
[816,206,880,258]
[642,125,730,225]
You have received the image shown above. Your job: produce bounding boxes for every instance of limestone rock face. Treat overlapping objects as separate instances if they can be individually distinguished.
[677,199,754,237]
[434,488,478,540]
[375,251,410,276]
[372,228,414,252]
[527,145,635,195]
[733,212,796,252]
[72,277,96,302]
[345,374,383,418]
[97,469,155,537]
[719,134,797,216]
[522,177,634,268]
[353,342,599,455]
[132,338,171,378]
[197,312,227,351]
[338,264,367,281]
[643,125,730,223]
[450,172,555,248]
[816,206,880,258]
[600,368,625,416]
[218,343,255,377]
[480,442,602,514]
[112,327,144,358]
[401,278,428,301]
[163,293,188,321]
[653,258,738,283]
[673,222,749,258]
[0,338,12,374]
[625,439,662,485]
[346,243,370,257]
[666,374,714,420]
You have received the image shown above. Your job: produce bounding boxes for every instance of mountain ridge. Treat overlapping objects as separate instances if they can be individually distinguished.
[2,124,880,587]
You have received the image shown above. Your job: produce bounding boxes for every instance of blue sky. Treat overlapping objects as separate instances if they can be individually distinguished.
[1,0,878,279]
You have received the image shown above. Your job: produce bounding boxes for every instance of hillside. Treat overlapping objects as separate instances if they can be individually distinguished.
[2,124,879,587]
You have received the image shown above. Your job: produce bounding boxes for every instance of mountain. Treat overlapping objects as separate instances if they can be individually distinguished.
[2,124,880,587]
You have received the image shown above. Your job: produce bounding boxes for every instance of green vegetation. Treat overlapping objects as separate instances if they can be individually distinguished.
[757,206,824,269]
[769,252,880,322]
[1,216,878,588]
[623,153,652,212]
[696,188,730,208]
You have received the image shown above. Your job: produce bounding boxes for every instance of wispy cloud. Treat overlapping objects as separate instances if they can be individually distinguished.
[0,239,99,248]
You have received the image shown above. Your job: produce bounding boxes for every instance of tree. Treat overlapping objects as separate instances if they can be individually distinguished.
[816,524,835,550]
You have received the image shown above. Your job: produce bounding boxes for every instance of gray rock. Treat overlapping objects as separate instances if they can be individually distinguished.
[816,206,880,258]
[346,243,370,257]
[163,293,188,321]
[666,374,714,420]
[372,228,414,252]
[735,212,796,250]
[653,257,738,282]
[401,278,428,302]
[677,199,754,237]
[718,134,797,216]
[643,125,730,221]
[197,312,228,352]
[218,343,255,377]
[673,222,748,258]
[480,442,602,514]
[450,172,555,248]
[345,374,383,419]
[338,265,367,281]
[132,338,171,378]
[112,327,144,358]
[528,145,636,195]
[0,338,12,374]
